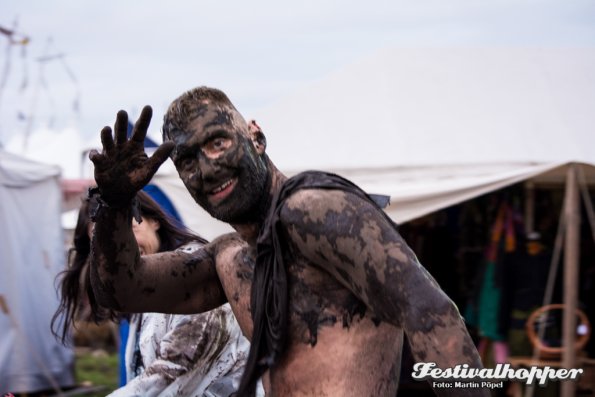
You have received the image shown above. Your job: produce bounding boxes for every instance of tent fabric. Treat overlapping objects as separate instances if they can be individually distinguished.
[0,150,61,187]
[143,184,183,224]
[72,49,595,238]
[0,150,75,393]
[254,48,595,170]
[245,48,595,222]
[334,162,590,224]
[152,160,589,233]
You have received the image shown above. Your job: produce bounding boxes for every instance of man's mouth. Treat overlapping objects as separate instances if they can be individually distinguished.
[207,178,238,204]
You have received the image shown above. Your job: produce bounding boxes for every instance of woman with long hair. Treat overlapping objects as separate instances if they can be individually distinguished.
[51,197,109,343]
[52,191,257,396]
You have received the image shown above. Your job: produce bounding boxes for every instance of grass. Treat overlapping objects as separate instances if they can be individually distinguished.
[73,349,119,397]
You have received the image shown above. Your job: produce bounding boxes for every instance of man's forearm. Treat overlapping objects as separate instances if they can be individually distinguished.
[90,203,139,311]
[90,205,226,314]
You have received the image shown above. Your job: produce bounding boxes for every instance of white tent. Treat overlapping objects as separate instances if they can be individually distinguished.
[251,47,595,222]
[0,149,75,394]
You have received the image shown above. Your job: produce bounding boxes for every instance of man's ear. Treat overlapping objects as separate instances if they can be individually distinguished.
[248,119,266,155]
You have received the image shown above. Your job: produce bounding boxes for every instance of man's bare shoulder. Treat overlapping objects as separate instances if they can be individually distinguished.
[284,188,347,206]
[279,188,385,234]
[208,232,247,251]
[206,232,253,275]
[281,188,364,219]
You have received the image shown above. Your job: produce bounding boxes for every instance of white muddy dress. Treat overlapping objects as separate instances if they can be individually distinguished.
[107,244,261,397]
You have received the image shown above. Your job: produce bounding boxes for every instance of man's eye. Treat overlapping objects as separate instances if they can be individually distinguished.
[203,137,231,156]
[212,138,225,149]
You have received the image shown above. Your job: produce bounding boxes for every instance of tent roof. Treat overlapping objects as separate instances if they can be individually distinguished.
[337,161,593,223]
[247,48,595,222]
[0,149,61,187]
[255,48,595,171]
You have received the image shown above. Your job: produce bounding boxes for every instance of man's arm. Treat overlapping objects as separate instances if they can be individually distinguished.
[280,189,487,395]
[88,106,225,314]
[90,205,226,314]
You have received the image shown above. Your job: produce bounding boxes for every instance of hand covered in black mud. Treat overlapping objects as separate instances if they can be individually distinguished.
[89,106,174,207]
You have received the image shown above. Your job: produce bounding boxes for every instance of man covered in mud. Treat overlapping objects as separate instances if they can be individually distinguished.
[89,86,488,396]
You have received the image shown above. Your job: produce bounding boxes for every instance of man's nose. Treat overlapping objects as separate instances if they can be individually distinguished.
[199,156,221,180]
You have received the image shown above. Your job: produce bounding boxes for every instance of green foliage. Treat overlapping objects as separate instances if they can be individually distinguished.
[74,349,119,397]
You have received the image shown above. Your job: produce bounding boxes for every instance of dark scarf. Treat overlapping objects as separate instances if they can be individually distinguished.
[236,170,393,396]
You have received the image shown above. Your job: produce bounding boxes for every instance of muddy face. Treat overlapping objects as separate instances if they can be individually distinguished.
[169,103,269,223]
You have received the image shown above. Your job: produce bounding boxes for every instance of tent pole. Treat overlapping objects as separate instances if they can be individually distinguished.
[524,181,535,234]
[561,163,580,397]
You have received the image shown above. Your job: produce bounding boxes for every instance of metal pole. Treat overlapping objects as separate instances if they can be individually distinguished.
[524,181,535,235]
[561,164,580,397]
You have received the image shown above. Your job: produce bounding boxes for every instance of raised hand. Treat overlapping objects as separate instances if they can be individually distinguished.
[89,106,174,207]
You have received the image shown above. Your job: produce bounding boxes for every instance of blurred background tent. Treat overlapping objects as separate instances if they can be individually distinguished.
[251,48,595,221]
[0,149,75,394]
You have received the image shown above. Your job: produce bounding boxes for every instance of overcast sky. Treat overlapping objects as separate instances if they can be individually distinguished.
[2,0,594,165]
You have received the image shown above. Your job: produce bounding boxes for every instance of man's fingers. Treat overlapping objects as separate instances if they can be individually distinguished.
[147,141,175,173]
[114,110,129,145]
[88,149,100,161]
[131,105,153,144]
[88,149,107,167]
[100,127,115,153]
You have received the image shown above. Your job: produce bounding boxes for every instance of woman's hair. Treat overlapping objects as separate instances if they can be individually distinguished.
[51,190,207,344]
[135,190,207,251]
